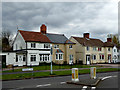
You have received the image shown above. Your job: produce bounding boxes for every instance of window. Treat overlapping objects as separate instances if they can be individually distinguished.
[31,55,36,61]
[98,47,102,51]
[54,45,59,48]
[93,47,96,51]
[69,45,73,49]
[69,55,73,61]
[92,55,96,60]
[31,43,36,48]
[86,46,89,51]
[100,54,104,60]
[23,55,26,61]
[40,54,50,61]
[114,49,116,52]
[44,44,50,48]
[16,55,18,62]
[56,53,63,60]
[108,48,110,51]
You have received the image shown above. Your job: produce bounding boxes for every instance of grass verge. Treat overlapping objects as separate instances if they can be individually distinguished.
[2,68,120,80]
[2,65,103,73]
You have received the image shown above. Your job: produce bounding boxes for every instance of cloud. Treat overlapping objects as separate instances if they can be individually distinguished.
[2,2,118,42]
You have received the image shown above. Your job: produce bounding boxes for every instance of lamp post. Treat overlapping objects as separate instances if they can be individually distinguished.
[50,45,53,74]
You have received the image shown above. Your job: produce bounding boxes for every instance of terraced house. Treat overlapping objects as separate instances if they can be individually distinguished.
[1,24,76,67]
[69,33,119,65]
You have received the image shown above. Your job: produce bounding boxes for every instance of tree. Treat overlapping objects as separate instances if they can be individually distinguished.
[113,35,119,45]
[1,30,13,51]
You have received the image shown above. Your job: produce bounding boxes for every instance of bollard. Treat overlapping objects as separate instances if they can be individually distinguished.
[72,68,79,82]
[90,67,96,79]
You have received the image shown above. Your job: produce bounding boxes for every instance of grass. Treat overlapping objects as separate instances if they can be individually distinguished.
[2,64,103,73]
[2,68,120,80]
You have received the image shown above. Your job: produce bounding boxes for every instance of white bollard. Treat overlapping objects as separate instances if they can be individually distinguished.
[90,67,96,79]
[72,68,79,82]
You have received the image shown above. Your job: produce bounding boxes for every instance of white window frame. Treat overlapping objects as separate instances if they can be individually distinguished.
[40,54,50,61]
[56,53,63,60]
[44,44,50,49]
[31,43,36,48]
[92,54,96,60]
[99,54,104,60]
[30,55,36,62]
[54,45,59,49]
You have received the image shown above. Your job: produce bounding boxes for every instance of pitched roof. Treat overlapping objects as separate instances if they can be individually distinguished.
[56,49,64,53]
[46,33,74,44]
[72,36,104,47]
[19,30,51,43]
[18,30,74,44]
[104,42,118,47]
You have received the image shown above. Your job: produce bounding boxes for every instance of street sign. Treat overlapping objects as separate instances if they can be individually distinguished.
[90,67,96,79]
[22,68,33,71]
[72,68,79,82]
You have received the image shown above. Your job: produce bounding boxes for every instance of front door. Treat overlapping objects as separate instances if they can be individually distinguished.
[108,54,111,63]
[86,55,90,65]
[2,55,6,68]
[18,55,23,66]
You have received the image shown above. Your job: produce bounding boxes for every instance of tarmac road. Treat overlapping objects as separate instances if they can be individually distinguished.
[2,71,119,89]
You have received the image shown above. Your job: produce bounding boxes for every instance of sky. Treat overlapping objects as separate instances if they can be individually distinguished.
[2,1,118,42]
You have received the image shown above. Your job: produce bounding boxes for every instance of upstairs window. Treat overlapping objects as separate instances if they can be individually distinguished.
[108,48,110,51]
[86,46,89,51]
[54,45,59,49]
[114,49,116,52]
[31,43,36,48]
[44,44,50,49]
[93,47,96,51]
[98,47,102,51]
[69,45,73,49]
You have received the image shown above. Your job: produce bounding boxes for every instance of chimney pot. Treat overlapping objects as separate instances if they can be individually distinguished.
[83,33,89,38]
[107,38,112,42]
[40,24,47,34]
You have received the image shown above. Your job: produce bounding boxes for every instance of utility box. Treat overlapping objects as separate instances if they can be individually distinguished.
[90,67,96,79]
[72,68,79,82]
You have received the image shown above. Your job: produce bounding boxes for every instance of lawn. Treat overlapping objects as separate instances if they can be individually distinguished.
[2,68,120,80]
[2,64,103,73]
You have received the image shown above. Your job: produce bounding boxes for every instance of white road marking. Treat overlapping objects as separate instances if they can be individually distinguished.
[82,86,87,90]
[36,84,51,87]
[101,75,117,81]
[60,82,66,84]
[91,87,96,90]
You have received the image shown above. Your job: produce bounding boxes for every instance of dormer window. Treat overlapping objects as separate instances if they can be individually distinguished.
[31,43,36,48]
[69,45,73,49]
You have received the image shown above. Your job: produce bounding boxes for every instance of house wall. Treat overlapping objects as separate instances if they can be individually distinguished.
[85,47,106,64]
[112,46,118,63]
[66,44,76,64]
[13,32,26,50]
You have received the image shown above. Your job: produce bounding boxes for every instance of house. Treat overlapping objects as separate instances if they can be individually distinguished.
[104,38,119,63]
[69,33,107,65]
[69,33,119,65]
[1,24,76,67]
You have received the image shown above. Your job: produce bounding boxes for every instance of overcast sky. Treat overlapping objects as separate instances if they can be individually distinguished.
[2,1,118,42]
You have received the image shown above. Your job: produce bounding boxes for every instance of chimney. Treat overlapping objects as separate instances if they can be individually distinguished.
[83,33,89,38]
[40,24,47,34]
[107,38,112,42]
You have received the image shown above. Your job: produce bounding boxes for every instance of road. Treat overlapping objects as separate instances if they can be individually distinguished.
[2,71,119,89]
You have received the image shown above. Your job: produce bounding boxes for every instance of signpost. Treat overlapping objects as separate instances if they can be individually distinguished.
[72,68,79,82]
[90,67,96,79]
[50,46,53,74]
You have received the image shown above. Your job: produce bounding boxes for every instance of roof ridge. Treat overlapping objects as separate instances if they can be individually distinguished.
[18,30,41,33]
[47,33,64,36]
